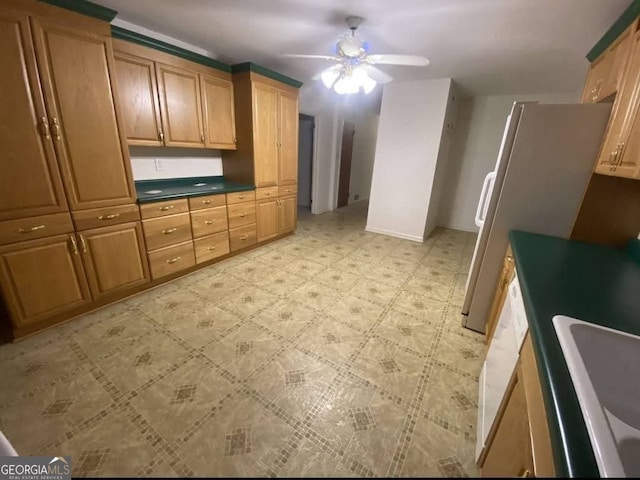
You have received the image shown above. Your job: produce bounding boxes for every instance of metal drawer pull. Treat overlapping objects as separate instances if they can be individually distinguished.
[204,220,215,225]
[239,235,248,240]
[40,116,50,139]
[238,195,246,199]
[162,228,177,235]
[158,130,165,142]
[264,192,271,196]
[79,234,87,253]
[166,257,181,264]
[98,213,120,220]
[51,117,61,140]
[202,200,211,204]
[159,205,174,211]
[208,246,216,251]
[69,235,79,255]
[239,213,246,217]
[16,225,45,233]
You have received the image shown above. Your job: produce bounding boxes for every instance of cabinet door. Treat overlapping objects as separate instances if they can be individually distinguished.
[278,195,297,234]
[113,51,163,146]
[30,18,136,211]
[0,234,91,328]
[485,249,515,345]
[156,62,204,148]
[595,32,640,178]
[78,222,150,300]
[278,90,299,185]
[252,82,278,187]
[0,8,67,220]
[480,367,534,477]
[581,54,608,103]
[256,198,279,242]
[602,24,635,98]
[201,74,236,149]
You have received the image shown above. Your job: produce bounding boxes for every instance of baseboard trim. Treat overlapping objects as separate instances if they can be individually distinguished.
[436,223,479,233]
[365,226,424,243]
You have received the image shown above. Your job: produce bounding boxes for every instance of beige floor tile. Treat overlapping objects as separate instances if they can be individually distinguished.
[433,330,485,378]
[278,437,359,477]
[287,281,341,311]
[347,277,400,306]
[216,286,278,318]
[297,315,366,367]
[280,257,327,279]
[375,308,439,355]
[252,299,317,339]
[313,269,360,292]
[324,295,386,332]
[394,290,448,322]
[161,304,243,348]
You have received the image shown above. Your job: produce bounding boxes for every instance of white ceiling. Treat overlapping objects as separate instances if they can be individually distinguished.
[95,0,632,96]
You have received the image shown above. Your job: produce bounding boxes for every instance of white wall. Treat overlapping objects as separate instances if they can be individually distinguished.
[345,110,379,203]
[130,146,223,180]
[366,79,453,241]
[437,91,582,232]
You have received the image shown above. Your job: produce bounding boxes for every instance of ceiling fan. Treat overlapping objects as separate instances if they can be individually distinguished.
[282,16,430,94]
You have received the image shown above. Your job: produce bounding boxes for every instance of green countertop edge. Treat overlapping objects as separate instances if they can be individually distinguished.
[38,0,117,22]
[231,62,303,89]
[586,0,640,61]
[509,231,640,477]
[111,26,232,73]
[135,176,255,204]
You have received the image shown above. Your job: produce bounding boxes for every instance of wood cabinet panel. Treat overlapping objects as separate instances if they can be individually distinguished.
[31,18,135,210]
[190,206,228,238]
[278,195,297,234]
[72,203,140,231]
[278,185,297,197]
[113,51,163,146]
[79,222,149,300]
[227,202,256,230]
[194,231,229,264]
[188,193,226,211]
[156,62,204,147]
[255,186,279,201]
[256,198,279,243]
[0,8,68,220]
[0,212,73,246]
[485,247,515,345]
[139,199,189,219]
[278,90,299,185]
[226,190,256,205]
[229,223,257,252]
[0,234,91,327]
[147,240,195,279]
[252,82,278,187]
[201,74,236,149]
[142,212,192,252]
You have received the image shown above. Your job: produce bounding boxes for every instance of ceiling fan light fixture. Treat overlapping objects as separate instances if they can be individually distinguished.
[320,68,340,88]
[333,74,359,94]
[353,68,376,94]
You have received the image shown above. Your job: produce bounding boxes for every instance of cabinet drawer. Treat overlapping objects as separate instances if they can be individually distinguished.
[226,190,255,205]
[72,204,140,231]
[139,199,189,219]
[0,212,73,246]
[278,185,298,197]
[255,186,279,200]
[148,240,195,280]
[194,231,230,264]
[189,194,226,211]
[227,202,256,229]
[142,213,192,251]
[229,224,257,252]
[190,206,228,238]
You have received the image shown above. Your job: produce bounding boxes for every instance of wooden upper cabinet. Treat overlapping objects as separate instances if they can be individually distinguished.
[113,51,163,146]
[582,54,609,103]
[0,233,91,328]
[201,74,236,149]
[278,90,299,185]
[30,18,135,211]
[252,82,279,187]
[0,8,67,220]
[78,222,149,300]
[156,62,204,148]
[595,31,640,178]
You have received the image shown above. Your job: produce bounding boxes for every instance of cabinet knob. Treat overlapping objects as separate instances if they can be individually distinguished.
[200,133,205,144]
[204,220,215,225]
[162,228,178,235]
[166,257,181,264]
[159,205,174,211]
[15,224,45,234]
[97,213,120,220]
[239,213,245,217]
[202,200,211,205]
[264,192,271,196]
[239,235,248,241]
[158,130,165,142]
[238,195,245,199]
[208,246,216,251]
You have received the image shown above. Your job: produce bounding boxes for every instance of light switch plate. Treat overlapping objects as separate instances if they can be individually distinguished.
[154,159,165,172]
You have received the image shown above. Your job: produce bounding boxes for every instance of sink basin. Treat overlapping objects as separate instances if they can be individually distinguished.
[553,315,640,477]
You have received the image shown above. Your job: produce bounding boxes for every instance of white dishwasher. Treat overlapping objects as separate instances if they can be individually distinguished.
[476,269,529,462]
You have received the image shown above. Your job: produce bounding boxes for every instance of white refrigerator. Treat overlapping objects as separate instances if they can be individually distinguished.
[462,102,612,333]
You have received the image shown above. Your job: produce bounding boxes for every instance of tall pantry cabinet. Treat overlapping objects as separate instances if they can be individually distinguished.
[0,1,148,337]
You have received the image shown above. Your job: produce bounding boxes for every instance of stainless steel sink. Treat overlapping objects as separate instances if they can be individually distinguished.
[553,315,640,477]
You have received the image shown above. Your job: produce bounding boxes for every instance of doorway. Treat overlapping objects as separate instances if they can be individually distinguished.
[298,114,314,211]
[337,121,355,208]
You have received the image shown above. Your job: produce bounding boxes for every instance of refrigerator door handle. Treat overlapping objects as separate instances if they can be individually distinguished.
[475,172,496,227]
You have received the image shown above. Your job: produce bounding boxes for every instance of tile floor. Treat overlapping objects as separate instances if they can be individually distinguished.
[0,201,484,477]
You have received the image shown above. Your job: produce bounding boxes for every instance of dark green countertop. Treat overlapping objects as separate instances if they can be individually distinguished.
[135,176,254,204]
[509,230,640,478]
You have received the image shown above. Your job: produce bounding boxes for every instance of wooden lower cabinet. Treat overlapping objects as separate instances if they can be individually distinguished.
[194,231,230,264]
[256,198,279,242]
[485,247,515,344]
[148,240,195,279]
[142,212,192,251]
[279,194,297,234]
[229,224,257,252]
[0,233,91,328]
[78,222,149,300]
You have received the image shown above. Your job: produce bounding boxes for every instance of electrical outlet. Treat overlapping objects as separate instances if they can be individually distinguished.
[354,194,360,201]
[154,159,165,172]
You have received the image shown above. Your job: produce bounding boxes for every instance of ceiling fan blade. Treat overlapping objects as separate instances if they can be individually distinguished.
[280,54,339,60]
[367,54,430,67]
[360,65,393,84]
